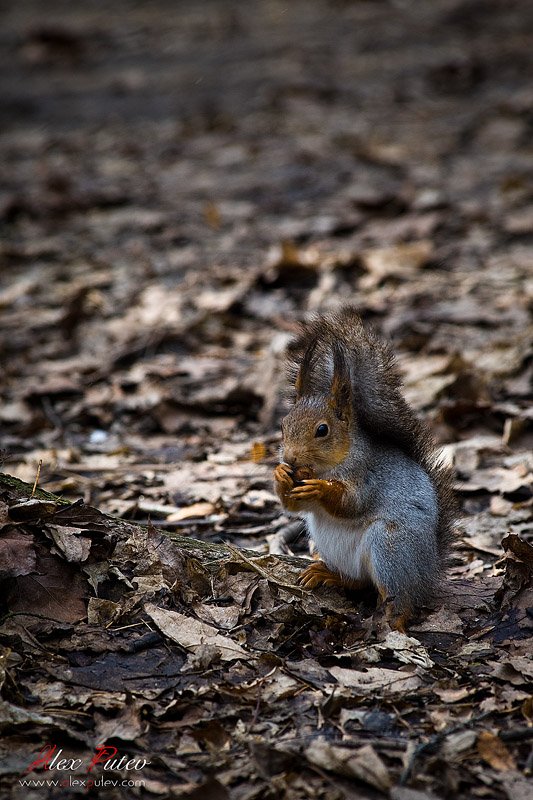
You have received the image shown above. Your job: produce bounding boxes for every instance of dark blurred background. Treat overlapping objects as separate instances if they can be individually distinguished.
[1,0,532,540]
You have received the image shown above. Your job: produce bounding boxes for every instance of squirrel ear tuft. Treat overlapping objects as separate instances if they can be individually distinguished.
[295,335,318,398]
[328,342,352,421]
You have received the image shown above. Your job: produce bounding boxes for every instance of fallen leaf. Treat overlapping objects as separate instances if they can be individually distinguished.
[488,658,533,686]
[378,631,435,669]
[305,738,391,791]
[167,502,216,522]
[8,551,87,623]
[0,530,36,577]
[144,603,247,662]
[477,730,516,771]
[329,665,422,695]
[94,701,145,742]
[49,525,92,562]
[261,670,300,703]
[433,687,472,703]
[361,240,433,286]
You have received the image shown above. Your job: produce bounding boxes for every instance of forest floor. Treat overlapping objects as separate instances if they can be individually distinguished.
[0,1,532,798]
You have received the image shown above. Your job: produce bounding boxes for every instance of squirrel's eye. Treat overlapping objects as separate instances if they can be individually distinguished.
[315,423,329,438]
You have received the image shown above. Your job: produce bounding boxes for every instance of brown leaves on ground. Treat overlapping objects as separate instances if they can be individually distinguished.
[0,474,531,799]
[1,1,533,798]
[477,731,517,772]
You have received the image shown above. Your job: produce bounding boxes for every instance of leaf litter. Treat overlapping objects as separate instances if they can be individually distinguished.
[1,1,532,798]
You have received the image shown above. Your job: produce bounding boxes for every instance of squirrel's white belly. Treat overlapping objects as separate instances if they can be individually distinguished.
[304,510,369,581]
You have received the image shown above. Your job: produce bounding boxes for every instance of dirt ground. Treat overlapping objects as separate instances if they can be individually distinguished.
[0,1,532,799]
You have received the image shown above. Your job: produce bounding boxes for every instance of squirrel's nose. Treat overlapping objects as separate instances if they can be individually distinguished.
[283,447,297,467]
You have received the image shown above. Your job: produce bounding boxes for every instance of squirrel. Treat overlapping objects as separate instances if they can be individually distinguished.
[273,307,454,632]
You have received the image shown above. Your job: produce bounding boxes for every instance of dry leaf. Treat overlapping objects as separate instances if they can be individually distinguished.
[329,665,421,695]
[167,502,216,522]
[477,731,516,771]
[361,240,433,286]
[144,603,247,662]
[433,687,472,703]
[378,631,434,669]
[49,525,92,562]
[8,551,87,623]
[305,739,391,791]
[95,702,145,742]
[0,530,36,577]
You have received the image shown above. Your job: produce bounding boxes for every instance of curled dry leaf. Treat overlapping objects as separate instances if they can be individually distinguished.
[477,730,516,771]
[501,533,533,567]
[488,658,533,686]
[49,525,92,562]
[495,534,533,614]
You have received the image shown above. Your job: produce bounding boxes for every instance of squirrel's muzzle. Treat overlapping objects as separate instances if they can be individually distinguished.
[282,447,299,468]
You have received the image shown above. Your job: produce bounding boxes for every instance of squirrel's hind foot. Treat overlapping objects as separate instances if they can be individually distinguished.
[299,563,412,631]
[386,611,410,634]
[375,584,411,633]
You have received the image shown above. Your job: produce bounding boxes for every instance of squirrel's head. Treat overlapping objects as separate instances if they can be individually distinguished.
[280,340,352,475]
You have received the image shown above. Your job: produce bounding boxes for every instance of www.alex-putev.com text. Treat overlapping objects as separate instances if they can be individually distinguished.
[20,744,149,790]
[20,777,145,790]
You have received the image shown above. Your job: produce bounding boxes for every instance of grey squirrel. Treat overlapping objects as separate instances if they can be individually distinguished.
[274,307,454,631]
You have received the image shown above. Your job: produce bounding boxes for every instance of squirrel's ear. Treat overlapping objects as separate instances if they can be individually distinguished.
[295,336,318,398]
[328,342,352,421]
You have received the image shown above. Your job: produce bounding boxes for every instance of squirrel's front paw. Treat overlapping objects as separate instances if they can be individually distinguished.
[287,478,328,506]
[274,463,294,493]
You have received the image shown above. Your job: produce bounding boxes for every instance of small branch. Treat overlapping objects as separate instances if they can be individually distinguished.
[30,459,43,499]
